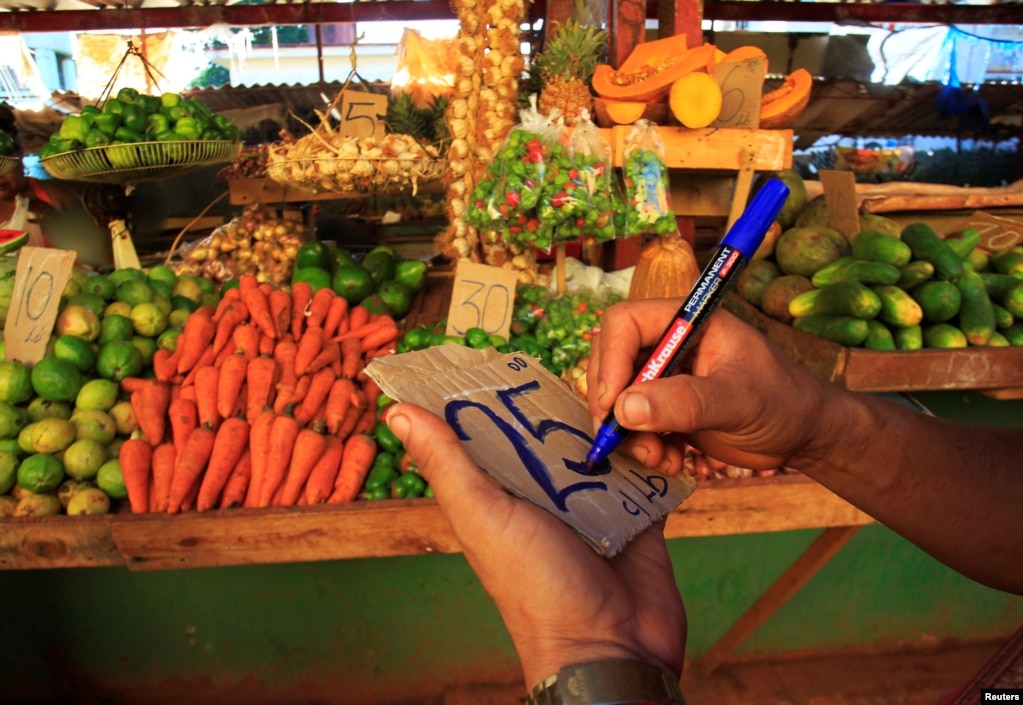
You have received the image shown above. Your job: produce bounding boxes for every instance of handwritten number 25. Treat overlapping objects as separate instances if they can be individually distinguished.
[444,380,607,512]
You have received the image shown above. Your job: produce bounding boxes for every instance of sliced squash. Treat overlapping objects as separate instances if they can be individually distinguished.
[707,47,727,71]
[592,43,718,104]
[760,68,812,129]
[669,71,723,129]
[603,100,647,125]
[719,45,768,66]
[618,34,689,74]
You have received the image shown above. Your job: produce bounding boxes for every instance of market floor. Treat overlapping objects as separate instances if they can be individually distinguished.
[442,638,1006,705]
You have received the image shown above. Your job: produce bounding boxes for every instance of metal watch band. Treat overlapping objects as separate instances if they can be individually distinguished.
[526,659,685,705]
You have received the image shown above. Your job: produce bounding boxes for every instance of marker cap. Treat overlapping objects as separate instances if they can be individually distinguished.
[720,179,791,259]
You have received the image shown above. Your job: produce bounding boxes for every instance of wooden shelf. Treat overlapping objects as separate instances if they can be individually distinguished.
[0,474,873,572]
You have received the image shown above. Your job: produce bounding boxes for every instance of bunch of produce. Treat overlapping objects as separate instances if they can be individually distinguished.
[216,146,269,180]
[533,19,606,125]
[738,214,1023,349]
[620,120,676,236]
[174,204,308,288]
[290,242,428,323]
[41,87,241,162]
[0,265,220,517]
[118,273,430,513]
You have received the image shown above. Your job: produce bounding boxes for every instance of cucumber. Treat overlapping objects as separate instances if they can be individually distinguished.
[851,230,912,267]
[900,222,964,282]
[923,323,969,349]
[910,280,961,323]
[1000,322,1023,346]
[897,260,935,289]
[942,228,981,259]
[791,281,881,319]
[992,250,1023,278]
[871,284,923,328]
[966,248,990,273]
[955,269,996,346]
[819,259,902,287]
[864,320,896,351]
[1001,281,1023,318]
[978,272,1022,300]
[993,302,1014,330]
[987,331,1011,347]
[792,315,870,347]
[810,256,856,287]
[893,324,923,351]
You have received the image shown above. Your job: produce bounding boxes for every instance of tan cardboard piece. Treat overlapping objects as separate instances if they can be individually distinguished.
[366,346,697,557]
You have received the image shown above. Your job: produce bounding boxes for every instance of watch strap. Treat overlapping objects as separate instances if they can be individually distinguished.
[526,659,685,705]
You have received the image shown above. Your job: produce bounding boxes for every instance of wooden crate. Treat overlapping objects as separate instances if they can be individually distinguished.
[724,293,1023,394]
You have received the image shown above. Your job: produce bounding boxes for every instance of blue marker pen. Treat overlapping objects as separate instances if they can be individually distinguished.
[585,178,790,471]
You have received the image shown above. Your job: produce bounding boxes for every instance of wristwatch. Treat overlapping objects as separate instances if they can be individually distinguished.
[526,659,685,705]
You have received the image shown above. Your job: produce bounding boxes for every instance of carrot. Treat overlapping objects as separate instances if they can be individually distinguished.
[212,300,249,356]
[340,336,364,380]
[294,324,324,376]
[273,340,298,387]
[167,424,216,514]
[150,442,177,513]
[120,377,147,395]
[335,316,396,344]
[321,295,349,339]
[347,304,370,333]
[329,432,378,503]
[352,405,376,436]
[323,376,356,435]
[153,348,180,383]
[194,365,221,429]
[238,273,259,297]
[215,285,242,312]
[278,424,328,506]
[231,323,260,361]
[285,373,312,407]
[360,322,399,352]
[219,448,252,509]
[196,416,250,511]
[180,478,201,512]
[170,399,202,453]
[293,367,336,425]
[335,388,367,440]
[304,435,344,504]
[257,411,301,507]
[305,288,333,328]
[179,385,196,403]
[133,380,171,445]
[176,309,217,375]
[362,377,382,415]
[268,288,292,340]
[243,286,277,340]
[181,347,215,389]
[290,281,313,340]
[259,282,274,296]
[305,340,340,375]
[244,409,276,508]
[120,438,154,514]
[216,352,248,420]
[245,355,279,422]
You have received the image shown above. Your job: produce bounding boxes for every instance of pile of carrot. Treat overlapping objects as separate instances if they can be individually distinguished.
[120,274,400,514]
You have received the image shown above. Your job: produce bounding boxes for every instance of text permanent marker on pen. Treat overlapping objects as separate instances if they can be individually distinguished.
[584,178,790,471]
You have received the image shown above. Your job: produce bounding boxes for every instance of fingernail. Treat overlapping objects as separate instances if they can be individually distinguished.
[597,381,608,402]
[620,392,652,426]
[387,411,411,443]
[631,445,650,464]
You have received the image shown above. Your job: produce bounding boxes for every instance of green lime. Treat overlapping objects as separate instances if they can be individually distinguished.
[331,265,374,304]
[17,453,64,493]
[156,327,182,352]
[172,277,204,304]
[394,259,428,292]
[67,487,111,515]
[96,459,127,500]
[27,416,76,453]
[54,305,101,342]
[295,241,333,272]
[167,309,190,329]
[0,438,24,458]
[104,300,133,318]
[67,292,107,318]
[293,266,333,292]
[61,278,82,302]
[96,340,144,381]
[109,399,138,435]
[83,274,116,300]
[0,361,33,404]
[376,280,413,319]
[17,423,35,454]
[148,279,172,299]
[130,336,157,366]
[147,264,178,288]
[0,401,25,439]
[71,409,117,444]
[62,438,108,481]
[152,292,173,316]
[53,334,98,374]
[108,268,146,286]
[75,378,120,411]
[170,295,200,313]
[360,293,390,317]
[26,398,72,422]
[0,449,17,494]
[333,248,359,271]
[115,279,154,307]
[192,275,215,296]
[129,301,169,337]
[98,313,135,344]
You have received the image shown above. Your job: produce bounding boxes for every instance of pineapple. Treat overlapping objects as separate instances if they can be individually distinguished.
[385,91,432,141]
[427,94,450,145]
[534,20,606,124]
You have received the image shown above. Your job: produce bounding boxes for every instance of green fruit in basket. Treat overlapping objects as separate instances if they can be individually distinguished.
[107,143,139,169]
[293,266,333,293]
[331,265,373,304]
[59,114,90,145]
[295,241,333,272]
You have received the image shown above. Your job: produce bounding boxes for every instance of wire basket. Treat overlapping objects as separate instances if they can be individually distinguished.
[0,155,19,179]
[40,140,243,184]
[265,148,446,197]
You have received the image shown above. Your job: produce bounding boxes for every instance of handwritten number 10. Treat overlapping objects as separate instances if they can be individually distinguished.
[16,265,54,343]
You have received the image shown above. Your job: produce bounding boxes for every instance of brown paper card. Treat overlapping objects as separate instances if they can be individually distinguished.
[365,347,697,557]
[819,170,860,239]
[4,247,76,365]
[944,210,1023,253]
[445,261,520,340]
[339,90,387,140]
[711,56,766,129]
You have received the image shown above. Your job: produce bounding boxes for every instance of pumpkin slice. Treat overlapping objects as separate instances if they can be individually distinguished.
[619,34,689,74]
[707,47,727,71]
[669,71,723,129]
[719,45,768,66]
[603,100,647,125]
[592,43,718,104]
[760,68,812,129]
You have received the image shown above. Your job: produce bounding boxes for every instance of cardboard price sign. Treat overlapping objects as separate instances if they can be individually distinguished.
[946,211,1023,253]
[711,56,766,129]
[365,346,696,556]
[446,261,519,340]
[338,90,387,140]
[819,170,860,239]
[4,247,76,365]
